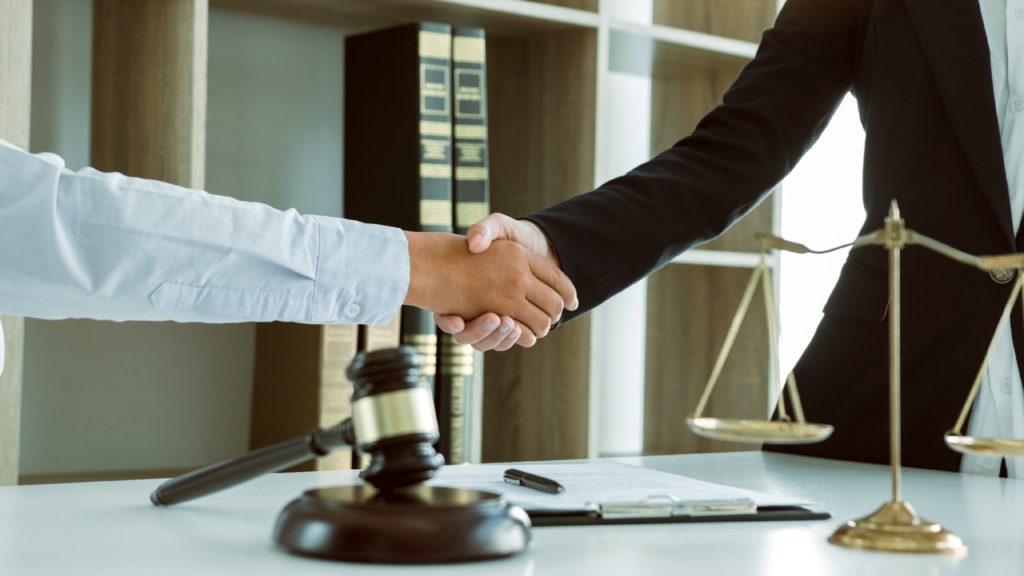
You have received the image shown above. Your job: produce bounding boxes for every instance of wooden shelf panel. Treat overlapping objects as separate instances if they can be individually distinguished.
[92,0,208,188]
[644,264,770,455]
[0,0,31,486]
[0,316,23,486]
[482,29,596,462]
[652,0,777,44]
[211,0,600,36]
[0,0,31,149]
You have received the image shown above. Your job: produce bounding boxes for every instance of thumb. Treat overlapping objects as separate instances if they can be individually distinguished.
[434,312,465,334]
[467,213,516,253]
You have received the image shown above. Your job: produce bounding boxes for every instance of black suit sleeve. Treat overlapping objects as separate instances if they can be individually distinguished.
[526,0,867,322]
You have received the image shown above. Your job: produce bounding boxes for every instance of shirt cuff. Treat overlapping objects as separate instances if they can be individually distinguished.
[311,216,409,325]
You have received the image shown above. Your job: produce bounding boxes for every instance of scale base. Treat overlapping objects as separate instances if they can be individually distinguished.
[273,484,531,564]
[829,500,964,553]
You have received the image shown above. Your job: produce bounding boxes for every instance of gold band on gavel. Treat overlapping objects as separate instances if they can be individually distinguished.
[352,387,438,445]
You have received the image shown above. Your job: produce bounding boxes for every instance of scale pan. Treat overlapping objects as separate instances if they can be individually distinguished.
[687,417,833,444]
[944,434,1024,456]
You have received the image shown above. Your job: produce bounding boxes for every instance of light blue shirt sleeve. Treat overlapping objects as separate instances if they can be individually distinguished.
[0,139,409,327]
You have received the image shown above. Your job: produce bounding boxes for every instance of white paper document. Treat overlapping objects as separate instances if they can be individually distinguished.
[428,460,807,514]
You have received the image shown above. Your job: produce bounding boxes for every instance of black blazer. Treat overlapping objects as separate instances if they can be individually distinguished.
[527,0,1019,471]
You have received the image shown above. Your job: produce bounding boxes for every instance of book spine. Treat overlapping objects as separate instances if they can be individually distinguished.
[342,22,453,231]
[344,22,452,464]
[353,317,401,469]
[402,24,453,438]
[316,324,359,471]
[416,24,456,235]
[437,27,489,465]
[451,27,489,234]
[438,334,473,464]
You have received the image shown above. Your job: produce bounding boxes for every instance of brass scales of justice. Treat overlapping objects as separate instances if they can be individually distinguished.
[687,200,1024,554]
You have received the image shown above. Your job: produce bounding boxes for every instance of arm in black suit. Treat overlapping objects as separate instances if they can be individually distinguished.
[526,0,866,322]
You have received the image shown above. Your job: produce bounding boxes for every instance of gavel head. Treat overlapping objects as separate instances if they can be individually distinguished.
[345,346,445,490]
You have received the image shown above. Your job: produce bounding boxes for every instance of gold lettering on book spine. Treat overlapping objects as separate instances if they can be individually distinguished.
[404,334,438,376]
[420,198,454,227]
[455,124,486,139]
[419,30,452,60]
[455,166,487,180]
[453,36,485,63]
[456,202,489,228]
[421,121,452,136]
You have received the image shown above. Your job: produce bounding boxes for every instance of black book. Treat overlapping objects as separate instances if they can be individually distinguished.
[344,22,454,414]
[437,26,489,465]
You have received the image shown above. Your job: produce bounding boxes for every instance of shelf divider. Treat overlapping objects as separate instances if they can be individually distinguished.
[0,0,32,486]
[92,0,209,188]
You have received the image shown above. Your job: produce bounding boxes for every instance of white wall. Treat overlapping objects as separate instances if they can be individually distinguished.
[778,95,865,380]
[22,0,349,476]
[591,0,653,457]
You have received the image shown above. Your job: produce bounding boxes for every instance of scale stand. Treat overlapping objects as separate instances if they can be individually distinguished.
[827,202,963,553]
[691,201,979,553]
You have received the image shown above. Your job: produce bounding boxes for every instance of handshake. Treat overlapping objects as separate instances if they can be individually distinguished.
[403,213,577,352]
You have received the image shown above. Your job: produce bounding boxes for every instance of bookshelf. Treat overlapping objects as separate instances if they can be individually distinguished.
[213,0,605,463]
[215,0,781,462]
[6,0,782,480]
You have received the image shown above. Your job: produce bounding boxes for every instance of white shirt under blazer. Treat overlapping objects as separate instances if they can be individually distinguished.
[963,0,1024,478]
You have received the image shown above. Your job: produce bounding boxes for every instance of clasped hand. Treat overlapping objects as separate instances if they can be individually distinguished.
[404,214,575,351]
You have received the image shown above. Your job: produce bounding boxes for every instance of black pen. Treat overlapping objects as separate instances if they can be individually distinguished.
[503,468,565,494]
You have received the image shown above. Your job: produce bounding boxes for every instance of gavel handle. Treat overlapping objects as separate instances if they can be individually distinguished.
[150,419,355,506]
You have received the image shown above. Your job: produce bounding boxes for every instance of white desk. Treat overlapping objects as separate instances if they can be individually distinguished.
[2,452,1022,575]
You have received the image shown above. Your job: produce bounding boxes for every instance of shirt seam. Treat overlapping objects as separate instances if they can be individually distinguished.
[311,220,323,323]
[155,282,312,300]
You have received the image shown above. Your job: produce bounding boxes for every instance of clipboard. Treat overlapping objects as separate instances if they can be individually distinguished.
[528,502,831,527]
[430,460,831,527]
